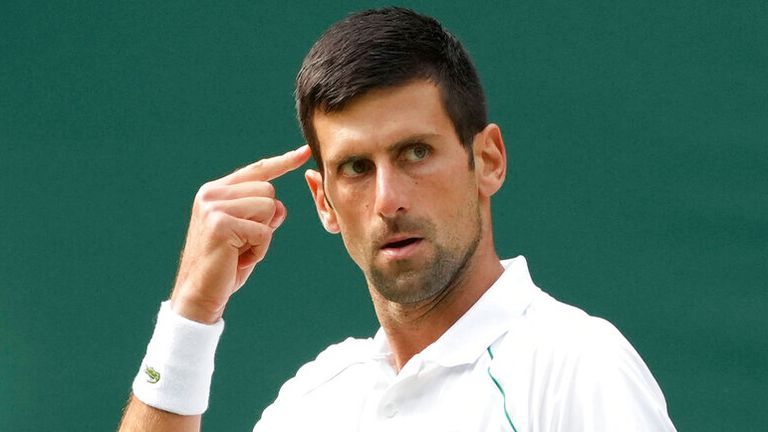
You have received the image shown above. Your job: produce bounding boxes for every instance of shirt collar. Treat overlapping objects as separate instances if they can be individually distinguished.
[371,256,542,369]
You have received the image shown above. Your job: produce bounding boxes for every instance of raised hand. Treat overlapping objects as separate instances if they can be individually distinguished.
[170,145,312,323]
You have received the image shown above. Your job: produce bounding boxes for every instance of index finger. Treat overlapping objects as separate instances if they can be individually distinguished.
[223,145,312,184]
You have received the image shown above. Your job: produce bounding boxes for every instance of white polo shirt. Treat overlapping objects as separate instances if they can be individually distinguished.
[253,256,676,431]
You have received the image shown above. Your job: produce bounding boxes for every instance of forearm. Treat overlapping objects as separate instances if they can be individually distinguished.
[119,395,201,432]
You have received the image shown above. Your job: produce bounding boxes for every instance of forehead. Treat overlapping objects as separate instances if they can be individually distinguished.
[312,81,457,163]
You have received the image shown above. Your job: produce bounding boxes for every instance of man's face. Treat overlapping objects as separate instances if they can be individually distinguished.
[308,81,483,304]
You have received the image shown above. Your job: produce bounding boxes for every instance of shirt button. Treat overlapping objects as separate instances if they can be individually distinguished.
[383,402,398,418]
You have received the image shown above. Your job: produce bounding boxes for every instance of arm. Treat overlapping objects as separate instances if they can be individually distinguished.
[119,395,201,432]
[118,145,312,431]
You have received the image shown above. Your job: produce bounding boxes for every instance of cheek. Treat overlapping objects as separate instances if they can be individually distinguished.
[327,176,373,209]
[435,175,479,230]
[332,191,368,230]
[334,205,372,260]
[337,226,373,271]
[327,177,377,226]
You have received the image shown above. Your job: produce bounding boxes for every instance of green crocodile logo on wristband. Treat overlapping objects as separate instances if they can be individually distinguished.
[145,366,161,384]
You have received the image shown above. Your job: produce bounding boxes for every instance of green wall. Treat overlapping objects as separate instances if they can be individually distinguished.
[1,1,765,430]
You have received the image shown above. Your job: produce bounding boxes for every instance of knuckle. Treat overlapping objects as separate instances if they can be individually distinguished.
[198,198,217,216]
[249,160,265,171]
[261,181,276,198]
[196,182,216,202]
[207,212,229,231]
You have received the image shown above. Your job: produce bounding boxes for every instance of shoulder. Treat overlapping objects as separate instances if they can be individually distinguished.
[505,290,633,357]
[271,336,376,400]
[491,292,676,430]
[492,289,663,398]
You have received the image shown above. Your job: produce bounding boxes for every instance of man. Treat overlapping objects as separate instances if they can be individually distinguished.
[120,7,676,431]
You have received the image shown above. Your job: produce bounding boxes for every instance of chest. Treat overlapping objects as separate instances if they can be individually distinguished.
[284,360,516,432]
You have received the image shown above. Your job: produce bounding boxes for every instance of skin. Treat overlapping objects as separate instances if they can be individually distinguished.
[305,80,508,369]
[119,80,507,430]
[119,146,312,431]
[169,146,312,325]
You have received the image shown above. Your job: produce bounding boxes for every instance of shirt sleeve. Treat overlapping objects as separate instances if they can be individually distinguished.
[253,337,372,431]
[547,319,677,432]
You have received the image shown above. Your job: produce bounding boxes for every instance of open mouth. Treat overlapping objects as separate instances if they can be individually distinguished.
[383,238,421,249]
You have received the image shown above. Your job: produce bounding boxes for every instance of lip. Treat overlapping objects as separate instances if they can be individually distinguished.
[378,235,424,259]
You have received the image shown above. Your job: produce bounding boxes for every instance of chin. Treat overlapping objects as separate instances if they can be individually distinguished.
[369,266,446,305]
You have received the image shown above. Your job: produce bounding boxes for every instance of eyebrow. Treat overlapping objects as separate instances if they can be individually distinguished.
[325,133,441,168]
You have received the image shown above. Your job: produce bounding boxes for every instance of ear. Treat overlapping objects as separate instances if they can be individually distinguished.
[305,169,340,234]
[473,123,507,198]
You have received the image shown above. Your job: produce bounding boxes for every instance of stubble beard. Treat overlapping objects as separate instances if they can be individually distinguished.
[367,208,482,305]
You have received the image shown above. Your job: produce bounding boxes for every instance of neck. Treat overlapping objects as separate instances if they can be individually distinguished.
[370,244,503,371]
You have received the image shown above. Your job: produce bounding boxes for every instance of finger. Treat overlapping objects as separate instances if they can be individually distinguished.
[240,235,273,269]
[228,216,274,251]
[223,145,311,185]
[208,197,277,222]
[251,234,272,263]
[269,199,287,229]
[199,181,276,201]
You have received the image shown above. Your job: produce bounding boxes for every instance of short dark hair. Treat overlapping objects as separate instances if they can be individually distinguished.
[295,7,487,172]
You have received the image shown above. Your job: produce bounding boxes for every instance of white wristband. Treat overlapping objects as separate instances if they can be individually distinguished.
[132,300,225,415]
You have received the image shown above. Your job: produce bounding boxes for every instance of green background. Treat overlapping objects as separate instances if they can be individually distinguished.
[1,0,766,430]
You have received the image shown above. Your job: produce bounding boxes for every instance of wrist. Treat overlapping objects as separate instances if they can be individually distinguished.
[170,291,226,325]
[132,301,225,415]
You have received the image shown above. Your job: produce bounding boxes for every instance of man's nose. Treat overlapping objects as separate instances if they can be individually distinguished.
[374,164,409,219]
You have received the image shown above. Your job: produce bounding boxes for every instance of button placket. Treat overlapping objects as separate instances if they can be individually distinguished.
[375,356,426,423]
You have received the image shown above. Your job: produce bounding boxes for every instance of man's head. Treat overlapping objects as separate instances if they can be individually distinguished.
[295,7,487,172]
[299,8,507,307]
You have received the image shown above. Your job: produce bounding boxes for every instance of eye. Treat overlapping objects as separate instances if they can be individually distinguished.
[339,158,372,177]
[403,144,430,162]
